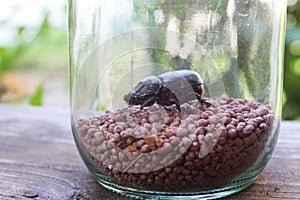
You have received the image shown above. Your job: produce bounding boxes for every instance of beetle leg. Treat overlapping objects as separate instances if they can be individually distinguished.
[195,93,202,102]
[140,96,157,109]
[163,103,180,112]
[200,98,212,106]
[175,103,181,112]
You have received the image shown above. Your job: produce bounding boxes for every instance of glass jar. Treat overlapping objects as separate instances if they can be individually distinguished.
[68,0,286,199]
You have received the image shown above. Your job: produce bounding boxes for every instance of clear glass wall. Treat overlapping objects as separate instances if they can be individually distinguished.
[69,0,286,199]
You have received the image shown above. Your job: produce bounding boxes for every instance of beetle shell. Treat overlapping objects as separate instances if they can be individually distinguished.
[159,70,204,86]
[157,70,204,107]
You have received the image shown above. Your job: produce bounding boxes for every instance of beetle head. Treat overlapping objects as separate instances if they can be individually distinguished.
[124,76,161,106]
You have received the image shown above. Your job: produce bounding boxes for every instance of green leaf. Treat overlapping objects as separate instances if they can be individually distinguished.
[29,85,44,106]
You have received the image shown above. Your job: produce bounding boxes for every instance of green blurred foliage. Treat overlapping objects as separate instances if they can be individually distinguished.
[0,6,67,105]
[0,14,67,74]
[283,1,300,120]
[29,85,44,106]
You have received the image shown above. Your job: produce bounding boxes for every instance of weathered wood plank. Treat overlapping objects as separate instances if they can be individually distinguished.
[0,105,299,200]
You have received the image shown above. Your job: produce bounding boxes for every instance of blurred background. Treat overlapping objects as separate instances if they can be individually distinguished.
[0,0,299,120]
[0,0,68,108]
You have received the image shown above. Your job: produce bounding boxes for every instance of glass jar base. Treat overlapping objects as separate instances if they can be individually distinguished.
[96,175,256,200]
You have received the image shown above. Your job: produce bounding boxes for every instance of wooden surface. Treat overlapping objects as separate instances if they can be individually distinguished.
[0,104,299,200]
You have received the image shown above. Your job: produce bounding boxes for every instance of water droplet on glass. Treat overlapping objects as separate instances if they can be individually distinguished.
[237,11,249,17]
[154,9,165,24]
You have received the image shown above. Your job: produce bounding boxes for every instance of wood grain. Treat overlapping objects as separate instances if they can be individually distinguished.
[0,105,299,200]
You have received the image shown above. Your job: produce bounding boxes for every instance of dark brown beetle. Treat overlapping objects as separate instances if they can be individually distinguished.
[123,70,204,110]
